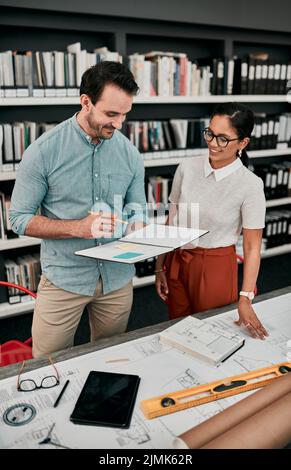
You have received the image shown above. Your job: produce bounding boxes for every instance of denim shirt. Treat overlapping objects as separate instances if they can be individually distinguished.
[9,114,147,296]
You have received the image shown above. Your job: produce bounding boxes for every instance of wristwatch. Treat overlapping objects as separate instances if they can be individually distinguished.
[239,291,255,301]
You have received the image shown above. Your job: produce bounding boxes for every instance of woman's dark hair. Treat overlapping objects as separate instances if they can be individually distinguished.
[80,61,139,105]
[210,102,254,165]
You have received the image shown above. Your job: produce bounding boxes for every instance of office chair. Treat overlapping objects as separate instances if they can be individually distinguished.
[0,281,36,367]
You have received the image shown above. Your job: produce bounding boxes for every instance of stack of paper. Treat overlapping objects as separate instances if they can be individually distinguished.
[159,316,244,365]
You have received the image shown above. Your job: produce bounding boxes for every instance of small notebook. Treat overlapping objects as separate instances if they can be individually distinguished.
[159,316,244,365]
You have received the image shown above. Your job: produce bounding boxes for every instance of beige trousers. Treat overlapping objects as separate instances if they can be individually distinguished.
[32,275,133,358]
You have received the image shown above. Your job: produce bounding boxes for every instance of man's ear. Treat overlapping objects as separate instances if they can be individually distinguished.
[80,94,91,111]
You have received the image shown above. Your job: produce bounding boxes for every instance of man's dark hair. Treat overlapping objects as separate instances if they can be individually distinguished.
[80,61,139,104]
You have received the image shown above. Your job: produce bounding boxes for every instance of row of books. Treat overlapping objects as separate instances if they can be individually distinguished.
[128,51,291,96]
[0,119,208,168]
[0,192,13,240]
[125,118,209,152]
[147,176,173,206]
[1,47,291,98]
[264,209,291,248]
[0,253,41,304]
[253,162,291,200]
[249,113,291,151]
[0,43,121,97]
[1,113,291,170]
[125,114,291,154]
[0,122,57,171]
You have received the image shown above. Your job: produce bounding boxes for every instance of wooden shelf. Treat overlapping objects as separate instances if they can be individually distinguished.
[135,95,291,104]
[132,244,291,289]
[142,148,291,167]
[0,277,155,319]
[1,147,290,182]
[1,95,290,107]
[0,299,35,320]
[133,275,155,288]
[266,197,291,208]
[0,97,80,106]
[1,242,290,319]
[248,148,291,158]
[0,171,18,181]
[0,237,41,251]
[261,243,291,258]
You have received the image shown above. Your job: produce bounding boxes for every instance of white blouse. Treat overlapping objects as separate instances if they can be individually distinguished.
[169,156,266,248]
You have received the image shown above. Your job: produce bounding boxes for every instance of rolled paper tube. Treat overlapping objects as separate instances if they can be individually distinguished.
[202,391,291,449]
[178,371,291,449]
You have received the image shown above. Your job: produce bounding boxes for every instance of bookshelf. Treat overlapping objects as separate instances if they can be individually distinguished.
[0,275,158,319]
[0,237,40,251]
[1,5,291,309]
[2,238,291,319]
[0,299,36,320]
[1,95,291,106]
[1,148,291,175]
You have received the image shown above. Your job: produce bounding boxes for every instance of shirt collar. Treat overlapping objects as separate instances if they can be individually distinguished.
[204,156,243,182]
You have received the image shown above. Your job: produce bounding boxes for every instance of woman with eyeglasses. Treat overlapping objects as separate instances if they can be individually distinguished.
[155,102,268,340]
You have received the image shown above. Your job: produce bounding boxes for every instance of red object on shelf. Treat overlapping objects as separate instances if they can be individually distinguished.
[0,281,36,367]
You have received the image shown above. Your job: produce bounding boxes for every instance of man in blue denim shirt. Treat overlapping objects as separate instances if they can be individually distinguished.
[9,62,147,358]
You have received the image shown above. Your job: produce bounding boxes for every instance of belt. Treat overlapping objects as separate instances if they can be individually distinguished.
[167,246,236,281]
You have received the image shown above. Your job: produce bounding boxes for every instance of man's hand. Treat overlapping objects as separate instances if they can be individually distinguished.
[235,297,268,340]
[76,212,116,239]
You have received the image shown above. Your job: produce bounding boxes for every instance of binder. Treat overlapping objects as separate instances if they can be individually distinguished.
[75,224,209,264]
[247,58,255,95]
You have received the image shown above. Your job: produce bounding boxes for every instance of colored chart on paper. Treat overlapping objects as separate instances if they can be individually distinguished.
[113,251,144,260]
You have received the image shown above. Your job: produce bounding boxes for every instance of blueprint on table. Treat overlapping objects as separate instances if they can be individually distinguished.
[0,293,290,449]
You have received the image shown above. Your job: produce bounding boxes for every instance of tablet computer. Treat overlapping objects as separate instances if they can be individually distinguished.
[70,370,140,428]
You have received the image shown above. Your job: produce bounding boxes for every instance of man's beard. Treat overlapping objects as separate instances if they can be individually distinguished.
[88,114,115,140]
[99,125,115,140]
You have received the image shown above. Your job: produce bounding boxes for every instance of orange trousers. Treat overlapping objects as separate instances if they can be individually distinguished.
[164,245,238,319]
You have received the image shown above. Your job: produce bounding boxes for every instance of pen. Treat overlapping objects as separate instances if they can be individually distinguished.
[88,211,128,224]
[53,380,70,408]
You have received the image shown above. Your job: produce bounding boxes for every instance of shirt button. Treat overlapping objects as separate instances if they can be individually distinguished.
[95,197,99,201]
[95,173,98,178]
[99,263,103,267]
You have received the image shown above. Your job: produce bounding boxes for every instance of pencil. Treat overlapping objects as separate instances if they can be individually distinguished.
[88,211,128,224]
[53,380,70,408]
[105,358,130,363]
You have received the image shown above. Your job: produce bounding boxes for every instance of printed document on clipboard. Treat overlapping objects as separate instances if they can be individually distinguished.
[75,224,209,264]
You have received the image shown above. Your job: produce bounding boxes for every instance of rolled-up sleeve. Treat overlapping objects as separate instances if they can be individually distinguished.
[124,151,148,224]
[242,179,266,229]
[9,143,48,235]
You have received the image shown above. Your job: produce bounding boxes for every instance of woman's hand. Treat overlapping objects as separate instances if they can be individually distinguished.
[235,298,268,340]
[155,271,169,302]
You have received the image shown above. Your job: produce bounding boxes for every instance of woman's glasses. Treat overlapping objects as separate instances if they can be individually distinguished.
[17,356,60,392]
[203,128,239,148]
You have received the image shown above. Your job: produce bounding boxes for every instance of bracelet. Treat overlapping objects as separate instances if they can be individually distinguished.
[154,269,165,274]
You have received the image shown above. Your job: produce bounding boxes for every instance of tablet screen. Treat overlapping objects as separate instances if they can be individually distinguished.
[70,371,140,428]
